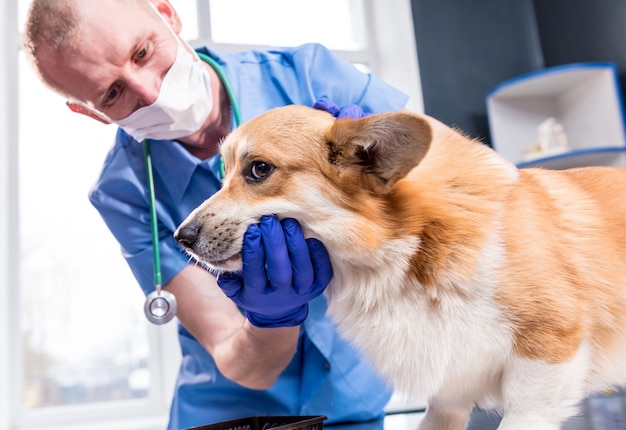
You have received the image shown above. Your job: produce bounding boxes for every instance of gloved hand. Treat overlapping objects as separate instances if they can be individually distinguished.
[313,96,370,119]
[217,215,333,328]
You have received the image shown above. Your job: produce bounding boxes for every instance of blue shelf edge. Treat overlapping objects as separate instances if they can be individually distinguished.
[515,146,626,169]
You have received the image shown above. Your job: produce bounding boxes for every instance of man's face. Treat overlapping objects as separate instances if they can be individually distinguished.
[39,0,179,121]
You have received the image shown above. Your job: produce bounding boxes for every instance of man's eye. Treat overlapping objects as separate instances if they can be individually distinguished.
[246,160,275,182]
[105,88,118,102]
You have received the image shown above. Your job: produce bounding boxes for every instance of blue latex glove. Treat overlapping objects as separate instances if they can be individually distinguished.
[217,215,333,328]
[313,96,370,119]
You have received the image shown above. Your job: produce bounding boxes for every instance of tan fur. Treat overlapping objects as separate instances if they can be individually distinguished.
[176,105,626,429]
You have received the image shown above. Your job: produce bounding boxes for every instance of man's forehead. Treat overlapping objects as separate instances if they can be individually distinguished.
[75,0,153,42]
[74,0,151,19]
[37,46,106,103]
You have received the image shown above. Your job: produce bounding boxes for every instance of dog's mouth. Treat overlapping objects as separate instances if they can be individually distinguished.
[175,222,246,272]
[189,251,243,273]
[210,252,243,272]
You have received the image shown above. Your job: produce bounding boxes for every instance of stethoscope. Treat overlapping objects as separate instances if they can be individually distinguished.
[143,52,242,324]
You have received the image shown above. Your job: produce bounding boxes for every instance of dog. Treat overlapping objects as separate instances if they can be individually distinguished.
[174,105,626,429]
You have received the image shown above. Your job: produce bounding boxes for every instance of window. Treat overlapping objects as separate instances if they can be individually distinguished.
[207,0,360,50]
[190,0,423,113]
[1,1,422,429]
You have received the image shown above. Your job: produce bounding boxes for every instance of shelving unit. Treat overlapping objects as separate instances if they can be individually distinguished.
[486,63,626,169]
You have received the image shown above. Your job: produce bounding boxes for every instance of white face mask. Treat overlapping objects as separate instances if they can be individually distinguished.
[115,41,213,141]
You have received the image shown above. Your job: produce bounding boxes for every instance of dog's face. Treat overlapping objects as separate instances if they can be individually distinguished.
[174,105,432,271]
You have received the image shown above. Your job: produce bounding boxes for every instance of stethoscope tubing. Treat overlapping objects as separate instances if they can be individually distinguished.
[143,52,241,324]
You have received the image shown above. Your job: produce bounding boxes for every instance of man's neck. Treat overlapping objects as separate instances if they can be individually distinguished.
[177,63,231,160]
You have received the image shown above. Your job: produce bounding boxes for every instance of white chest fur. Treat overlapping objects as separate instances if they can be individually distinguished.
[325,234,514,404]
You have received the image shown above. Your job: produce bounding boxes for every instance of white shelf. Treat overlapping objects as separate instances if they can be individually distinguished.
[486,63,626,169]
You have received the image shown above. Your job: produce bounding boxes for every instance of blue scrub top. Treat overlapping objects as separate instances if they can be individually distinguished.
[89,43,408,430]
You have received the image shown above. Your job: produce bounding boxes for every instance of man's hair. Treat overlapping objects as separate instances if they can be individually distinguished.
[23,0,78,70]
[22,0,152,95]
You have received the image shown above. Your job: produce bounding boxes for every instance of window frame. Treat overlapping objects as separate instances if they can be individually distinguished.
[0,1,423,428]
[1,0,20,428]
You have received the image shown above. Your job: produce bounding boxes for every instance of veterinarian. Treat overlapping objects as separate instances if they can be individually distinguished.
[23,1,504,429]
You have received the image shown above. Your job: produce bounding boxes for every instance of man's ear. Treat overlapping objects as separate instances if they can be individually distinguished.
[149,0,182,34]
[325,112,432,194]
[66,102,112,125]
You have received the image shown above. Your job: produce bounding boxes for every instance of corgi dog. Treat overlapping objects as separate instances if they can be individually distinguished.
[175,105,626,429]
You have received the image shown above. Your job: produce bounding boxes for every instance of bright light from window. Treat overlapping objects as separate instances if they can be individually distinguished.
[208,0,362,50]
[18,51,151,408]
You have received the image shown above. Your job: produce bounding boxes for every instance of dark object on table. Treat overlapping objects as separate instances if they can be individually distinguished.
[186,415,327,430]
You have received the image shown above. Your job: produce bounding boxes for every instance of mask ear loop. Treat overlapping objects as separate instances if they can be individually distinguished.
[143,139,177,324]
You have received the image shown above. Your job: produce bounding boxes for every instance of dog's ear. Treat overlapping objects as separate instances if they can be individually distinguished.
[325,112,432,194]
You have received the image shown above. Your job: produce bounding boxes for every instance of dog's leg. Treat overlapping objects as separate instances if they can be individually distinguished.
[496,414,563,430]
[417,400,472,430]
[496,344,589,430]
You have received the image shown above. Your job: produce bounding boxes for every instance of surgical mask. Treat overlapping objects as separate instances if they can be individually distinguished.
[115,40,213,141]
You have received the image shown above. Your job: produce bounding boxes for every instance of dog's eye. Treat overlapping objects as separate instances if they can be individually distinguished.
[246,160,275,182]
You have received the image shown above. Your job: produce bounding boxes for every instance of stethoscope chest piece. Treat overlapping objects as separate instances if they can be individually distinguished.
[144,289,177,325]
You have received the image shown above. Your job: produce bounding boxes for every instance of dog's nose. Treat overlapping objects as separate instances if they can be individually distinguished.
[174,223,200,248]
